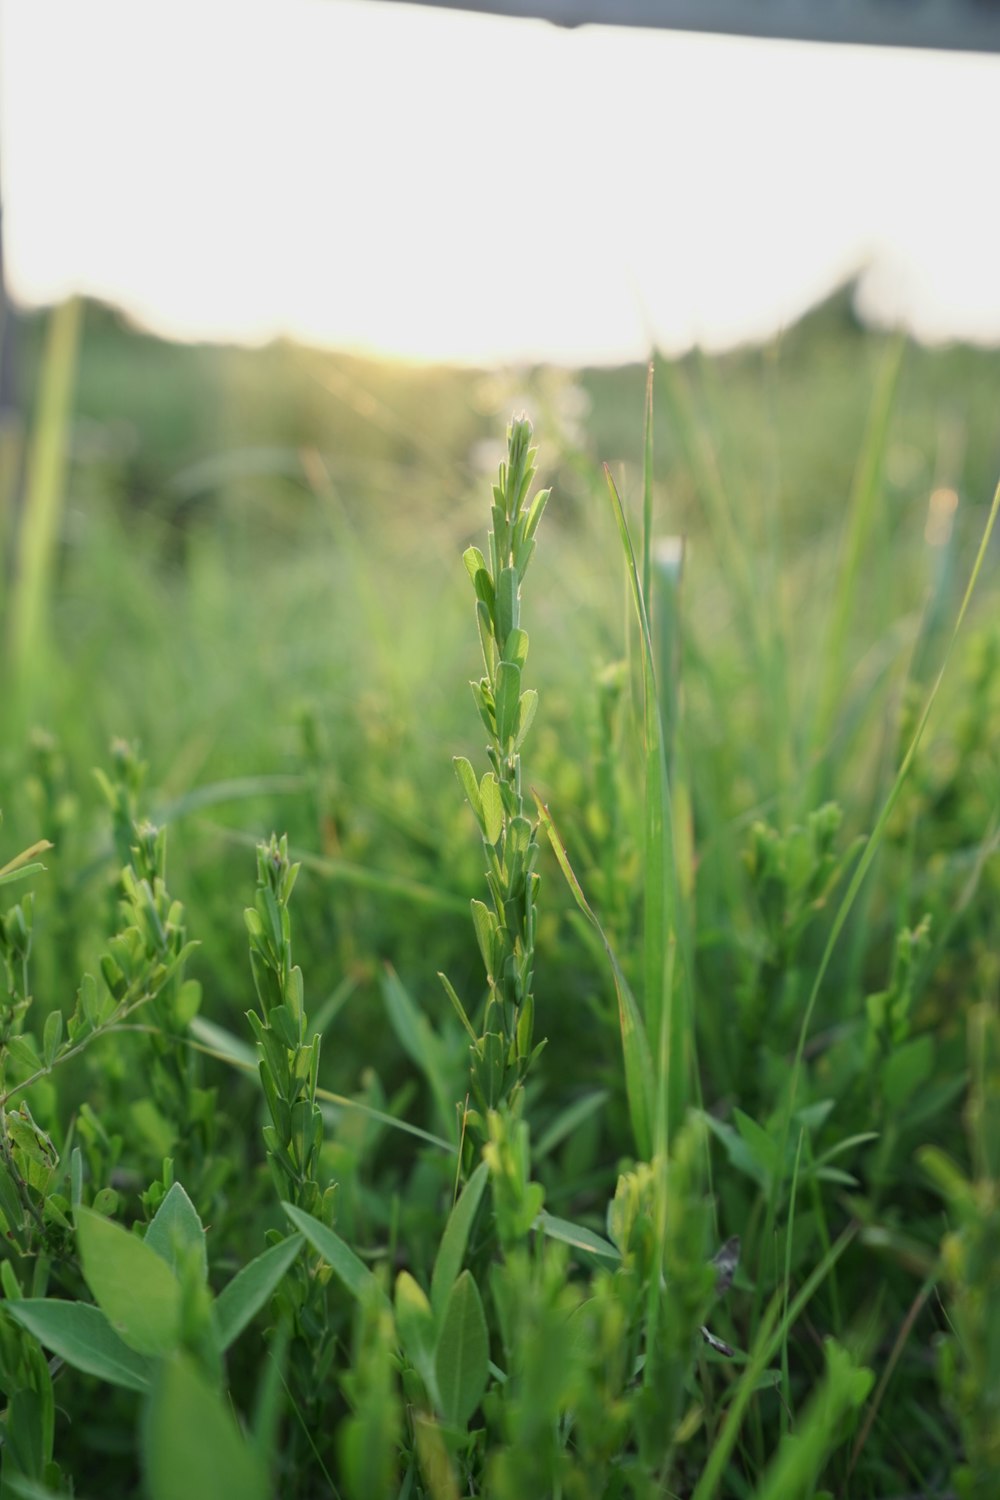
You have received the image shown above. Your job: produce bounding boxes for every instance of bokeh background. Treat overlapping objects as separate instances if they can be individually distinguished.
[1,0,998,1090]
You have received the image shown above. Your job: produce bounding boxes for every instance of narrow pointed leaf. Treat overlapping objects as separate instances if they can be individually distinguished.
[282,1203,390,1315]
[214,1234,305,1351]
[145,1182,207,1284]
[431,1161,489,1320]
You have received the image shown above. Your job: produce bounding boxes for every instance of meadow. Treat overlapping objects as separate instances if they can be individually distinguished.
[0,289,998,1498]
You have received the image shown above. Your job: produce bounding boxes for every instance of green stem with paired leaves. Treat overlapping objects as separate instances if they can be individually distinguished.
[444,416,550,1118]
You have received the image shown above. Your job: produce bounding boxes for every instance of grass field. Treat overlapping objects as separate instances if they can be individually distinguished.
[0,290,998,1498]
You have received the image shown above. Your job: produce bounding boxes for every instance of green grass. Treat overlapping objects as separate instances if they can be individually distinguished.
[0,290,998,1497]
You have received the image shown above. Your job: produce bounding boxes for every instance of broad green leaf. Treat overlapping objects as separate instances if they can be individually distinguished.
[430,1161,489,1320]
[534,1210,621,1262]
[143,1352,267,1500]
[7,1299,153,1393]
[282,1203,390,1315]
[76,1206,181,1356]
[214,1234,304,1351]
[434,1270,489,1429]
[145,1182,207,1284]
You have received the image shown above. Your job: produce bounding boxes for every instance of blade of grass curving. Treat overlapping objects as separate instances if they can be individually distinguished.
[534,1089,609,1159]
[534,793,653,1160]
[200,820,468,913]
[811,335,905,773]
[184,1018,456,1152]
[691,1224,857,1500]
[153,774,308,822]
[382,963,458,1144]
[604,463,687,1142]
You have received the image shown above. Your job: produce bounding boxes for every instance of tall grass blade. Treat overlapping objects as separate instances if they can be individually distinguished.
[604,463,687,1142]
[534,793,653,1159]
[811,334,905,770]
[7,297,82,705]
[642,359,654,607]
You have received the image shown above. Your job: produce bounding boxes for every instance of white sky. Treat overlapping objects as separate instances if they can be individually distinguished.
[2,0,999,364]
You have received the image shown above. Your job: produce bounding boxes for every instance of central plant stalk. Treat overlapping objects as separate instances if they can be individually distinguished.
[445,416,550,1116]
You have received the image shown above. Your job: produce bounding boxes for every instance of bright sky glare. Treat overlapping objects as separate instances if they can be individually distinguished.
[2,0,999,364]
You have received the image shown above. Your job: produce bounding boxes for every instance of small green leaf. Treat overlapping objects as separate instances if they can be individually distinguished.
[7,1299,153,1393]
[453,757,484,828]
[41,1010,63,1068]
[733,1109,781,1188]
[462,545,486,583]
[431,1161,489,1321]
[502,627,529,670]
[76,1206,181,1356]
[470,899,497,978]
[534,1210,621,1262]
[437,971,478,1045]
[0,862,48,889]
[479,774,504,846]
[215,1234,304,1351]
[434,1270,489,1429]
[495,566,519,645]
[494,662,521,748]
[514,688,538,751]
[145,1182,208,1284]
[143,1352,267,1500]
[175,978,202,1025]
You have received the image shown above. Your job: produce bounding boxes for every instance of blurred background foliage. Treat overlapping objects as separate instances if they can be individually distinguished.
[2,287,998,1110]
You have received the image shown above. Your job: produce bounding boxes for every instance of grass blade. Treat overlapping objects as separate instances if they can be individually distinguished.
[534,792,653,1159]
[7,297,82,708]
[604,463,687,1143]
